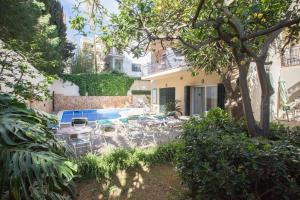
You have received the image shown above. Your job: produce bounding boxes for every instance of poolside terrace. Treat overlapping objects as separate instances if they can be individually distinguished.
[55,108,186,155]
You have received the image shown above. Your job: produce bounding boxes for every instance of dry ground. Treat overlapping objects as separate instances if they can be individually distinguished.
[75,164,188,200]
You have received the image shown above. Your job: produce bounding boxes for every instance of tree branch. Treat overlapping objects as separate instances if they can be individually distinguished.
[244,16,300,40]
[192,0,206,28]
[178,36,219,50]
[259,28,282,58]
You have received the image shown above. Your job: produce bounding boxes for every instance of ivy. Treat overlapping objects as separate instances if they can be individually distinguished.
[62,72,135,96]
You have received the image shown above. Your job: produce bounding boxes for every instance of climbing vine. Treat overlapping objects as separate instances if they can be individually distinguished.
[62,72,135,96]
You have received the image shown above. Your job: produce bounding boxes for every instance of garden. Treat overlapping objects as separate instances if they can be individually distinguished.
[1,94,299,199]
[1,0,300,200]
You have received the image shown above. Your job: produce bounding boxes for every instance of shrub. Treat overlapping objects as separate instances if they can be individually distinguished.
[268,122,300,147]
[0,94,77,200]
[165,100,183,116]
[76,140,184,180]
[178,109,300,199]
[62,72,135,96]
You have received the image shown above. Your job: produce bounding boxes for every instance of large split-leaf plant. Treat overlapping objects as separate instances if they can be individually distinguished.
[0,94,77,200]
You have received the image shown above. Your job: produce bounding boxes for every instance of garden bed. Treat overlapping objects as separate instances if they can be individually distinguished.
[76,163,188,200]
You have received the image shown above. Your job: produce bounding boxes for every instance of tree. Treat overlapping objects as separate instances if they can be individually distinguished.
[0,40,50,101]
[0,0,75,75]
[72,0,300,136]
[70,49,95,74]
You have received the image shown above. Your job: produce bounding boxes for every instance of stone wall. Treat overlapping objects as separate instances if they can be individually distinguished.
[54,94,133,111]
[29,99,53,113]
[132,95,150,107]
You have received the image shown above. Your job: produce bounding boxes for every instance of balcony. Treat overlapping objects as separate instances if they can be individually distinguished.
[144,48,186,76]
[282,46,300,67]
[282,57,300,67]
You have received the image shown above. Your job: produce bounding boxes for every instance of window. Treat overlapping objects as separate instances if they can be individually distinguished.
[114,59,123,71]
[132,63,141,72]
[152,88,157,104]
[290,47,300,65]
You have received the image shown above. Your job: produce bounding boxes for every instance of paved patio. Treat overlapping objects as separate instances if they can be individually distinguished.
[92,126,183,154]
[59,120,184,155]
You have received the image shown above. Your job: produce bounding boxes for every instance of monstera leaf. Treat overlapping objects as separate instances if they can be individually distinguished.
[0,94,77,200]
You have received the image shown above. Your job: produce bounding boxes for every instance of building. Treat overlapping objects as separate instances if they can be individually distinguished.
[142,43,225,115]
[79,37,150,77]
[143,41,300,120]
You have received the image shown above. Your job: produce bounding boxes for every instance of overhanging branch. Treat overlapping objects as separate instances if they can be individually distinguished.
[244,16,300,40]
[178,36,219,50]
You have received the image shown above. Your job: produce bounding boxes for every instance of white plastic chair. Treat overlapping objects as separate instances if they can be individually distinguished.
[69,132,92,156]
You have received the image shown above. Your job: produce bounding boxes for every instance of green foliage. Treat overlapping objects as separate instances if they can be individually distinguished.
[0,41,51,101]
[0,94,77,200]
[0,0,75,75]
[62,72,135,96]
[164,100,183,116]
[131,90,151,95]
[76,140,184,180]
[69,50,95,74]
[178,109,300,199]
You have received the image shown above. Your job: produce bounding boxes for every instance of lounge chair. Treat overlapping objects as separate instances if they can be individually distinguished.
[97,119,114,129]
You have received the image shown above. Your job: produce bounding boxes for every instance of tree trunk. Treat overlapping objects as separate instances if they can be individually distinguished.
[256,60,274,136]
[222,72,244,120]
[233,51,260,137]
[238,65,259,136]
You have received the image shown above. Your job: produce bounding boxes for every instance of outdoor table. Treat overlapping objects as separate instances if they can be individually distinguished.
[57,126,94,142]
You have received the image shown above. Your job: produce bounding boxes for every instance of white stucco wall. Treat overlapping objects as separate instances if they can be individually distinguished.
[280,66,300,94]
[122,52,151,77]
[49,79,80,96]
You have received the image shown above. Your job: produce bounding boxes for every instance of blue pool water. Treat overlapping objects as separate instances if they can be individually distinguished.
[60,109,124,123]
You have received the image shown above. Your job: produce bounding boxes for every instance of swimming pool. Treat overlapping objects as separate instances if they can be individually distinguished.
[60,109,126,123]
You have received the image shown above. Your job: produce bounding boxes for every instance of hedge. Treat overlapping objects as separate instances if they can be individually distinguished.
[62,72,135,96]
[131,90,151,95]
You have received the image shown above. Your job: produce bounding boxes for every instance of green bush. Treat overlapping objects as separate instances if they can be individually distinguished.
[76,140,184,180]
[62,72,135,96]
[178,108,300,199]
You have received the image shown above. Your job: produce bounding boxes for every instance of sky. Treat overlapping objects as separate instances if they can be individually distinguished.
[60,0,151,64]
[60,0,119,44]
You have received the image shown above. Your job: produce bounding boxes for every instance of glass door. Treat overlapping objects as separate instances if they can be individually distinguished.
[159,88,175,113]
[206,86,218,110]
[191,87,205,115]
[191,86,218,115]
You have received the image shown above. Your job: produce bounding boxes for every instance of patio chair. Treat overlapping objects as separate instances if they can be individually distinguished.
[138,119,157,146]
[69,131,92,156]
[93,123,108,146]
[71,117,88,127]
[119,119,144,145]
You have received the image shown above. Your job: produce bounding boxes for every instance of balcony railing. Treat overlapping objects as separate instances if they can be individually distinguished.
[144,58,186,76]
[144,48,187,76]
[282,57,300,67]
[282,46,300,67]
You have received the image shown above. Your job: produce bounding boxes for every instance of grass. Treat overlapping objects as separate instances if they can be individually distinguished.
[75,163,188,200]
[75,140,184,179]
[73,140,187,199]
